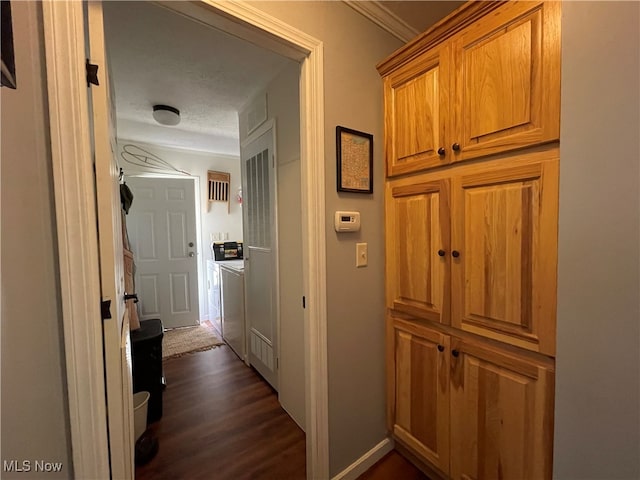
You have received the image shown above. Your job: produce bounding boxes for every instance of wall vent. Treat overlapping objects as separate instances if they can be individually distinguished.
[208,170,230,213]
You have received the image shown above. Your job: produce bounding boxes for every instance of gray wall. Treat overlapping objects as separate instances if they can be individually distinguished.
[248,1,402,474]
[555,2,640,478]
[0,2,72,478]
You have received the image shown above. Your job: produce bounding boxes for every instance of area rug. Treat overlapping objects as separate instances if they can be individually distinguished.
[162,324,224,360]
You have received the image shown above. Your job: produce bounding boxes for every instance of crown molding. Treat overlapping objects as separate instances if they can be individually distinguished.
[343,1,419,43]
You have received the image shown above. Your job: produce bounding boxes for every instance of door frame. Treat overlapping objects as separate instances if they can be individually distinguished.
[42,1,328,478]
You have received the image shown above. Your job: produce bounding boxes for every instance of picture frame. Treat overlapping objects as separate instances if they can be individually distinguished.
[336,126,373,194]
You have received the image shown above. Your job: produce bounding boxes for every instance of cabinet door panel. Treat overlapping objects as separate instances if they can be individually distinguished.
[387,180,450,324]
[393,320,450,473]
[451,159,558,355]
[451,1,560,161]
[450,338,554,480]
[384,46,450,177]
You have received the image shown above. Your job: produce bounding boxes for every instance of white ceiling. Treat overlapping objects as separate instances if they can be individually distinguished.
[102,1,463,156]
[103,1,294,155]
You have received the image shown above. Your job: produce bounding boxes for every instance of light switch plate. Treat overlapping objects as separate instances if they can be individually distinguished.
[356,242,368,267]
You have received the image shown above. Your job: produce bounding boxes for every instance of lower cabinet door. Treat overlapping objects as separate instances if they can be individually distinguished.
[449,337,555,480]
[393,319,450,474]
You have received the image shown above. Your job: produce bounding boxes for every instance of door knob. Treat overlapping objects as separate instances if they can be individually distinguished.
[437,249,446,257]
[452,349,460,357]
[452,143,461,151]
[437,344,444,352]
[452,250,460,258]
[437,147,446,156]
[188,242,194,247]
[188,252,195,257]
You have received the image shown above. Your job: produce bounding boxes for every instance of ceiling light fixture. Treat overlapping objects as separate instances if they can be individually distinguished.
[152,104,180,126]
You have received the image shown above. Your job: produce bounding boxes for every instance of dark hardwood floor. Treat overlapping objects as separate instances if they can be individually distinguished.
[134,343,424,480]
[357,451,429,480]
[135,345,306,480]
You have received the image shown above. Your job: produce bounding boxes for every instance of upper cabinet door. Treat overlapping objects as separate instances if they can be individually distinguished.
[386,178,450,325]
[450,1,560,162]
[384,45,451,177]
[451,156,559,355]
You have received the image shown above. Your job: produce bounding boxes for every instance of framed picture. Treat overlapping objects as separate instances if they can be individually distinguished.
[336,126,373,194]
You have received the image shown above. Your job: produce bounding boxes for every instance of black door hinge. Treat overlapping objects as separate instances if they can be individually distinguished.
[101,299,112,320]
[302,296,306,309]
[86,59,99,87]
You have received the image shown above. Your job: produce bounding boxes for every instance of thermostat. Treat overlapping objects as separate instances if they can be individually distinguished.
[334,211,361,232]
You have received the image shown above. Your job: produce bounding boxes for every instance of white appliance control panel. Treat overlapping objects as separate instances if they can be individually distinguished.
[334,211,361,232]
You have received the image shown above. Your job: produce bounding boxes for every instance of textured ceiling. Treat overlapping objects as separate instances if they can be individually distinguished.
[101,1,463,156]
[102,1,294,155]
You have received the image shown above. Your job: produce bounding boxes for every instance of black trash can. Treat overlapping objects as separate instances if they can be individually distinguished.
[131,318,164,423]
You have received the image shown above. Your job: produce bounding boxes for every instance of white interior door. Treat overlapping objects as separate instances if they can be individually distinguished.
[88,2,134,478]
[242,124,278,389]
[126,176,200,329]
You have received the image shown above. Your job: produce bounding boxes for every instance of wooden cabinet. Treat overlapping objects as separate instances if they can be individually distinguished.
[450,337,554,480]
[386,152,558,355]
[386,179,450,324]
[449,337,554,480]
[450,1,560,163]
[392,319,450,474]
[379,0,560,177]
[383,45,451,176]
[390,317,554,479]
[451,157,559,355]
[380,2,561,477]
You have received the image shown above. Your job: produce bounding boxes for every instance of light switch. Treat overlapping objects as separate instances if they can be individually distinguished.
[356,242,368,267]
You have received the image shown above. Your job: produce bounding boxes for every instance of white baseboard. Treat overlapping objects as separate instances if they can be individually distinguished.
[331,437,395,480]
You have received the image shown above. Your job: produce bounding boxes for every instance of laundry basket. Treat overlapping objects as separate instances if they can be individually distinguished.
[133,391,150,442]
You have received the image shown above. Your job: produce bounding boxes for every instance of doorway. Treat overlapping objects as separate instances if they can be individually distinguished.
[43,1,328,477]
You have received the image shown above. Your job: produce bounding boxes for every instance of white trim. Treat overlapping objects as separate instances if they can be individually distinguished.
[41,2,110,478]
[331,438,395,480]
[342,1,419,43]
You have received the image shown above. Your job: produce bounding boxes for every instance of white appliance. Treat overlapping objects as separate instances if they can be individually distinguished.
[206,260,222,335]
[219,260,247,363]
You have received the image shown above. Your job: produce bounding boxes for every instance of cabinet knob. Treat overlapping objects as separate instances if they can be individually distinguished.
[437,249,446,257]
[437,344,444,352]
[452,349,460,357]
[452,143,461,151]
[452,250,460,258]
[437,147,446,156]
